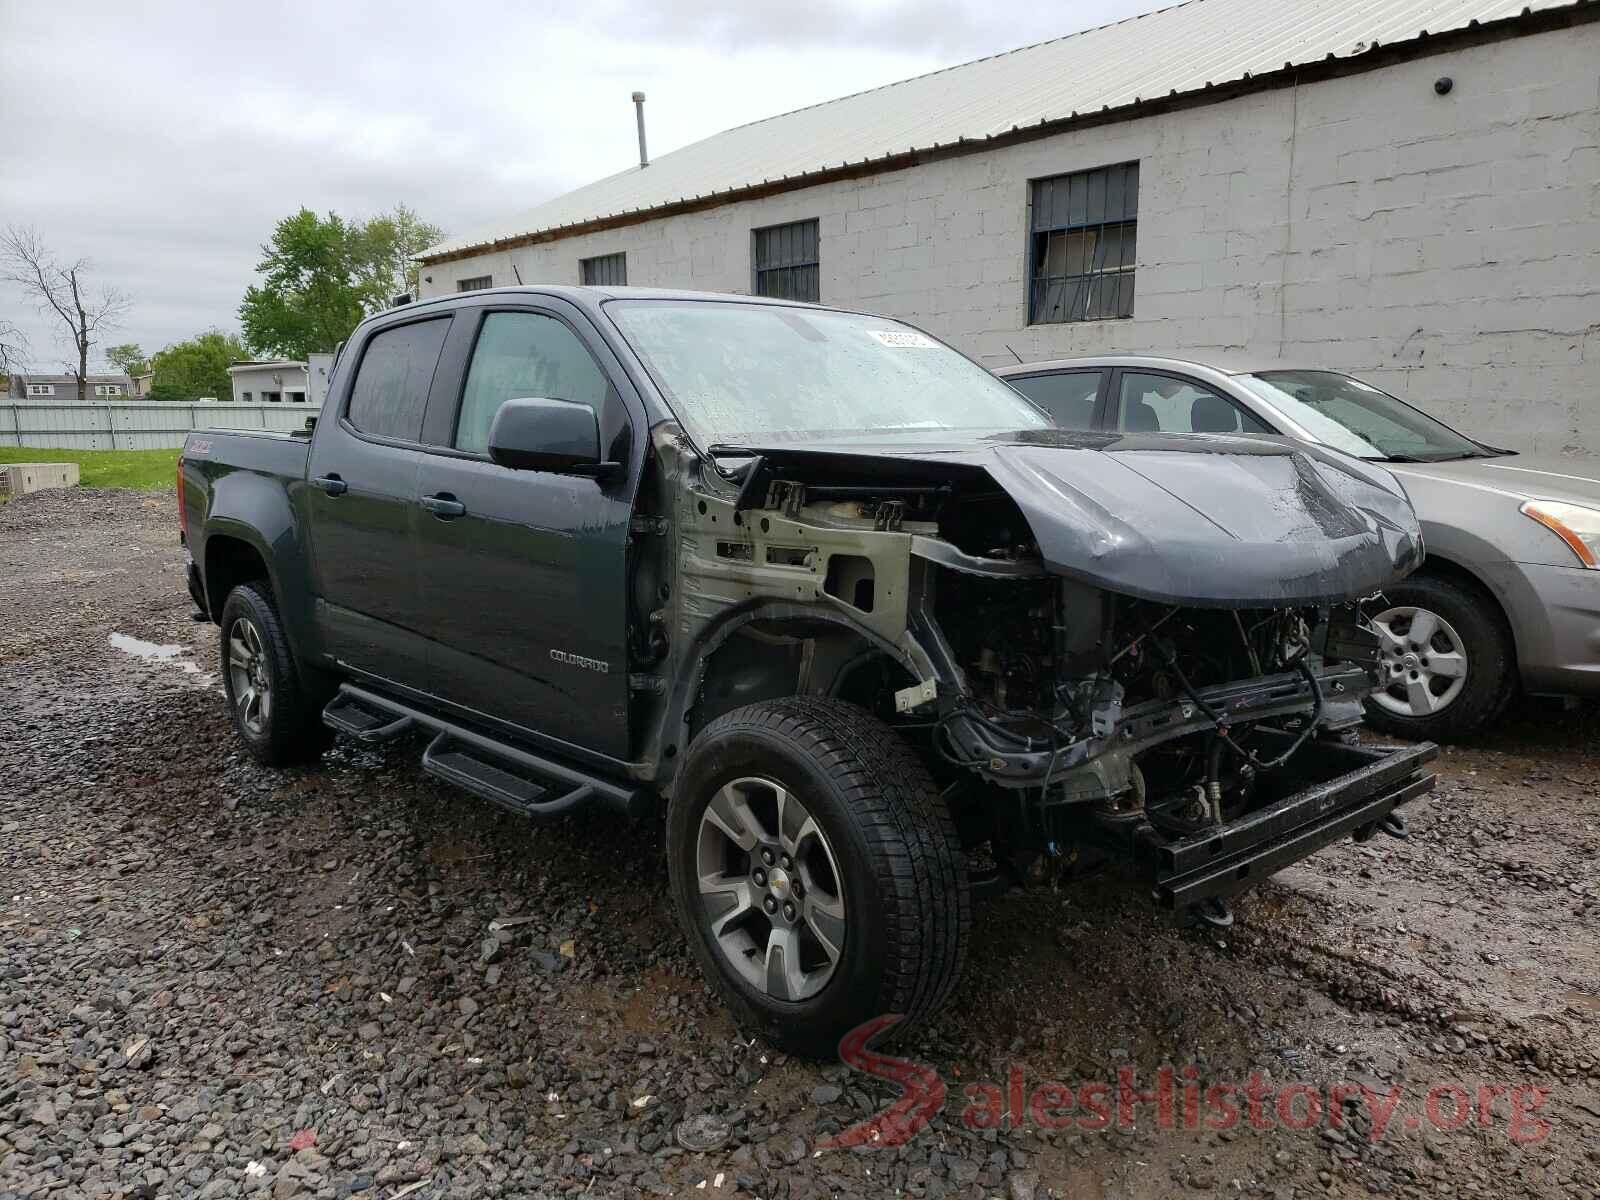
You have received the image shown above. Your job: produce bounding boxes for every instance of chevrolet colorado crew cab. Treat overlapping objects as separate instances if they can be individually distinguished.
[180,286,1437,1054]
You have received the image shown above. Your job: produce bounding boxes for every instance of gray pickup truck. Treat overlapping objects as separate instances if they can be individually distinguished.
[179,286,1436,1054]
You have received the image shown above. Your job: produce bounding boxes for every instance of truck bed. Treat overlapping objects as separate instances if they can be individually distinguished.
[178,428,312,601]
[183,426,312,481]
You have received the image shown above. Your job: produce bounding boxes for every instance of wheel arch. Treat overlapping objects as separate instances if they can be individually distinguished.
[202,530,272,622]
[1398,551,1521,670]
[651,598,929,795]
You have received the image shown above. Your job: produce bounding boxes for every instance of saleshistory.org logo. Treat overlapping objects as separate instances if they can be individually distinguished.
[819,1016,1554,1150]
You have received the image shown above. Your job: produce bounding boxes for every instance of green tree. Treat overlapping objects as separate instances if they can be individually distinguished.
[106,342,148,376]
[148,330,247,401]
[350,204,443,308]
[239,210,365,361]
[239,206,445,360]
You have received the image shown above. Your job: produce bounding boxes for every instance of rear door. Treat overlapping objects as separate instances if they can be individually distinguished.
[411,297,639,760]
[1004,370,1107,430]
[303,314,452,688]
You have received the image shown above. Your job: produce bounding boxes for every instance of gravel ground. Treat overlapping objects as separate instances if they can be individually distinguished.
[2,488,1597,1200]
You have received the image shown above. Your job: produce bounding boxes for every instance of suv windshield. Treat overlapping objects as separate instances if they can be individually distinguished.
[607,299,1049,447]
[1237,370,1490,462]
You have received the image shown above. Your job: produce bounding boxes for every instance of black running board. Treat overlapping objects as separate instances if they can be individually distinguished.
[323,692,415,743]
[322,684,647,820]
[423,733,599,819]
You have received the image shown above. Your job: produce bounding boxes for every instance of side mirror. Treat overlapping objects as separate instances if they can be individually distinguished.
[487,397,620,477]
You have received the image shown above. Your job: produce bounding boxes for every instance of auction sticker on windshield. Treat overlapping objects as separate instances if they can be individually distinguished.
[869,329,938,348]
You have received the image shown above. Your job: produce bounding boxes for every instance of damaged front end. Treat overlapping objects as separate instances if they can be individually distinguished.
[638,426,1436,917]
[920,569,1437,911]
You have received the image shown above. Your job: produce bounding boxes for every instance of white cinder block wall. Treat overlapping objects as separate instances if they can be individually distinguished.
[421,24,1600,455]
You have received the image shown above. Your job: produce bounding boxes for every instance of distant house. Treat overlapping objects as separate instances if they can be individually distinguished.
[131,372,155,397]
[227,356,334,405]
[8,372,135,400]
[227,360,310,405]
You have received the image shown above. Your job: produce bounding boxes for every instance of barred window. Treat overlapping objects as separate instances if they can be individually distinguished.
[581,252,627,286]
[457,275,493,292]
[752,219,819,303]
[1028,162,1138,324]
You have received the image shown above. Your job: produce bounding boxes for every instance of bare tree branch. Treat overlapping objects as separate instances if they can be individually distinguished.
[0,315,26,375]
[1,226,129,401]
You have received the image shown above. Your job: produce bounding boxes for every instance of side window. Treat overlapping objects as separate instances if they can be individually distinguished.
[1113,372,1270,435]
[1007,371,1102,430]
[347,318,450,441]
[455,312,613,455]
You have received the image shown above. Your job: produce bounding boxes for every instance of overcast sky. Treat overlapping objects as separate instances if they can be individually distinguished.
[0,0,1169,372]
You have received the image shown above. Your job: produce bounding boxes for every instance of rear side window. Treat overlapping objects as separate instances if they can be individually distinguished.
[1007,371,1102,430]
[1114,371,1271,435]
[346,318,450,442]
[455,312,613,455]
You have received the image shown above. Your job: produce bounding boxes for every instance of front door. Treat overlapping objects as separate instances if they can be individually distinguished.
[303,314,452,688]
[412,302,637,759]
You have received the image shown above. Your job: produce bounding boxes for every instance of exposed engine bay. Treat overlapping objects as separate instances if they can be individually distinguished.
[629,425,1431,907]
[922,571,1384,883]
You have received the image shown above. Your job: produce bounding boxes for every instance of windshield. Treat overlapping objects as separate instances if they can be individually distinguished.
[1237,370,1489,462]
[606,299,1049,446]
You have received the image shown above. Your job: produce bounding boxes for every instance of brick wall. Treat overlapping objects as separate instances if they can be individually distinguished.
[422,23,1600,454]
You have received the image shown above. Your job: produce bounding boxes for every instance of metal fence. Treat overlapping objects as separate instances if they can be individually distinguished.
[0,401,322,450]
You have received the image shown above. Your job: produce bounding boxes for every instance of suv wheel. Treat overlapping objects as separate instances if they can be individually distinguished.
[220,582,333,766]
[1363,573,1513,740]
[667,697,969,1057]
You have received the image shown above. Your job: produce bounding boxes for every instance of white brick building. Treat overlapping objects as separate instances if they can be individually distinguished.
[418,0,1600,454]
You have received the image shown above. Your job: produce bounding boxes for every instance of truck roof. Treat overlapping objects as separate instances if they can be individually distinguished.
[386,285,830,324]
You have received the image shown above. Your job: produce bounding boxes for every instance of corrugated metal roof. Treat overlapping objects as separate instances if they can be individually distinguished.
[422,0,1580,260]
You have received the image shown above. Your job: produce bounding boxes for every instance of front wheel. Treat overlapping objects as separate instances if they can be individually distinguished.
[667,697,969,1057]
[1363,573,1514,740]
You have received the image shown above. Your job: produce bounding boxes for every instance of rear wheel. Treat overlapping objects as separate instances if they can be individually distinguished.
[1363,573,1514,740]
[667,697,969,1057]
[220,582,333,766]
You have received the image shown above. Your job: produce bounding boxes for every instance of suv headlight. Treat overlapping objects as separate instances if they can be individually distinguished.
[1521,500,1600,569]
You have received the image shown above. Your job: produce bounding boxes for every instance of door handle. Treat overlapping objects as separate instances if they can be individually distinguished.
[312,474,348,496]
[419,493,467,519]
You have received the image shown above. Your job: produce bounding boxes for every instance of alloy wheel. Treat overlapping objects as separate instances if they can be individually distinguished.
[1370,605,1468,718]
[694,776,847,1002]
[226,616,273,735]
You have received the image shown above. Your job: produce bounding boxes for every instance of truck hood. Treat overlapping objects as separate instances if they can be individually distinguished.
[725,428,1423,607]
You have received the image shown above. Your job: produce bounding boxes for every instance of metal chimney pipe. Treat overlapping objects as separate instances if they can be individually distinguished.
[632,91,649,168]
